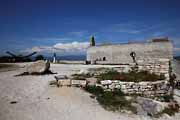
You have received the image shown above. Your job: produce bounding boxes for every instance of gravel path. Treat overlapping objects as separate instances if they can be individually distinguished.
[0,63,180,120]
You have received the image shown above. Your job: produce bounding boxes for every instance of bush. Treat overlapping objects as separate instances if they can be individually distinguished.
[97,70,120,80]
[85,85,104,95]
[154,95,173,102]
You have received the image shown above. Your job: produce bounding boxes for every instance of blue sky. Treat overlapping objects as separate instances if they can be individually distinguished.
[0,0,180,56]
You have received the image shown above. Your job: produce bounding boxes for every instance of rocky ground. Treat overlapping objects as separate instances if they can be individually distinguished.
[0,63,180,120]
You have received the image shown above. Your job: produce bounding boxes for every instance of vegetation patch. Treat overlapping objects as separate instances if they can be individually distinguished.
[15,70,57,76]
[84,86,136,113]
[97,70,166,82]
[72,73,92,80]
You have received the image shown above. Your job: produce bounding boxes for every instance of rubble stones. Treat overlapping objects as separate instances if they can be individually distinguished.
[135,97,165,116]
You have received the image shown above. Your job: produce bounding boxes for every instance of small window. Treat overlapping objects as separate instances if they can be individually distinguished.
[103,57,106,61]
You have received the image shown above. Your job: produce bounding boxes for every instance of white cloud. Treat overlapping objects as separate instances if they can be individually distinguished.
[54,41,89,51]
[115,29,140,34]
[31,37,72,41]
[174,47,180,52]
[23,41,90,54]
[22,46,53,53]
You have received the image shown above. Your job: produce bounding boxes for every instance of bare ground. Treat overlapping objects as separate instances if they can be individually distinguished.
[0,63,180,120]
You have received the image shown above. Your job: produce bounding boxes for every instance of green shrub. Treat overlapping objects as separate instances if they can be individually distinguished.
[154,95,173,102]
[84,85,104,95]
[98,70,120,80]
[97,70,166,82]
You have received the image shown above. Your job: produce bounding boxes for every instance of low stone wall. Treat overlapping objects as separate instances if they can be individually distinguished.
[57,79,87,87]
[99,80,170,97]
[137,58,170,79]
[112,58,170,80]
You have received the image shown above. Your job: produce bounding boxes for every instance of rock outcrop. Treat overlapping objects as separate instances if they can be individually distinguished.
[134,97,166,116]
[26,60,50,74]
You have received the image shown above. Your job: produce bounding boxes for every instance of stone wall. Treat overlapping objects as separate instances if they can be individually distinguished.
[137,58,170,79]
[110,58,170,80]
[99,80,170,97]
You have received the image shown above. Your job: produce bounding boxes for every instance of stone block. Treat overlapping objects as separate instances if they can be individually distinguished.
[71,80,86,87]
[100,80,112,85]
[58,79,71,86]
[86,77,97,86]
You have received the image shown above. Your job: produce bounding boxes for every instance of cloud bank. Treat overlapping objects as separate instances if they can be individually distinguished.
[23,41,90,54]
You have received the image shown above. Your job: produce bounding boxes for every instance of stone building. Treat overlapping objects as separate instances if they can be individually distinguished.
[87,37,173,79]
[87,37,173,65]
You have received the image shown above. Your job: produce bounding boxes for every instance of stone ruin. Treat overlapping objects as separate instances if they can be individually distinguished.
[87,37,173,80]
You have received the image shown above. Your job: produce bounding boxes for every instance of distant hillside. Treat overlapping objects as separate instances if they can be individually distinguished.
[45,55,86,61]
[175,56,180,61]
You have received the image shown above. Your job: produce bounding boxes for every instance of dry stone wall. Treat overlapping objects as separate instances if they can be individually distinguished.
[111,58,170,80]
[137,58,170,79]
[99,80,170,97]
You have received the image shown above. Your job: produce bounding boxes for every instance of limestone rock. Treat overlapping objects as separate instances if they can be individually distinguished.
[26,60,50,74]
[100,80,112,85]
[135,97,165,116]
[58,79,71,86]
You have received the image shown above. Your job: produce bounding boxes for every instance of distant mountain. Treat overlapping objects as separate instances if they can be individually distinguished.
[45,55,86,61]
